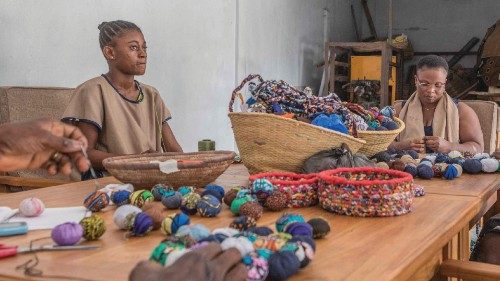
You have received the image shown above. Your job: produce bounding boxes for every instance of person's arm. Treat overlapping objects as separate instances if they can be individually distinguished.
[77,122,118,169]
[388,102,425,152]
[162,123,183,152]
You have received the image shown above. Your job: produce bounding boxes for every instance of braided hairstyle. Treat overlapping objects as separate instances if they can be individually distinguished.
[98,20,142,49]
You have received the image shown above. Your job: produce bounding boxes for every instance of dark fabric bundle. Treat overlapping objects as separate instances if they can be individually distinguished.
[302,143,374,173]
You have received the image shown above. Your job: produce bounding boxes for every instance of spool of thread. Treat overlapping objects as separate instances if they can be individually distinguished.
[265,191,288,212]
[129,190,154,208]
[151,184,173,201]
[196,195,222,217]
[307,218,330,239]
[198,139,215,151]
[267,251,301,281]
[161,191,183,209]
[111,190,131,206]
[19,197,45,217]
[142,203,165,230]
[51,222,83,246]
[113,204,142,230]
[80,215,106,240]
[130,212,153,236]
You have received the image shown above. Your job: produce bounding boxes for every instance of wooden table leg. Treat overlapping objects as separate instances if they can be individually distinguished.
[458,226,470,261]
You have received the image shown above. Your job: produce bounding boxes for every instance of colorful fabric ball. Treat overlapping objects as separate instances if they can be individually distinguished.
[239,201,264,220]
[265,191,288,212]
[371,151,391,163]
[80,215,106,240]
[221,236,254,257]
[245,253,269,281]
[196,195,222,217]
[19,197,45,217]
[151,184,173,201]
[180,192,201,215]
[51,222,83,246]
[463,159,483,174]
[141,203,165,230]
[276,213,305,233]
[230,215,257,231]
[175,224,211,246]
[252,179,274,203]
[453,164,463,177]
[376,162,390,169]
[161,191,183,209]
[481,158,499,173]
[83,191,110,212]
[113,204,142,230]
[201,189,223,202]
[178,186,194,196]
[161,212,190,235]
[230,195,254,215]
[391,159,406,171]
[149,240,187,266]
[434,153,450,163]
[404,163,417,177]
[473,153,491,160]
[247,226,274,236]
[223,187,241,206]
[306,218,330,239]
[443,164,458,180]
[448,150,463,159]
[289,235,316,251]
[110,190,131,206]
[399,155,416,165]
[280,241,314,268]
[412,184,426,197]
[284,222,313,237]
[432,164,444,178]
[417,164,434,179]
[129,190,154,208]
[267,251,301,281]
[130,212,153,236]
[204,185,225,200]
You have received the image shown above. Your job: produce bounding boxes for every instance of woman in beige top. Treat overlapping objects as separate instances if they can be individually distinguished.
[62,20,182,179]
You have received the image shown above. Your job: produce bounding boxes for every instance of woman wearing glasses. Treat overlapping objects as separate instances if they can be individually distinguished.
[390,55,483,154]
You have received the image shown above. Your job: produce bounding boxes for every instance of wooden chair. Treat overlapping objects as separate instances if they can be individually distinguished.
[440,259,500,281]
[0,86,77,191]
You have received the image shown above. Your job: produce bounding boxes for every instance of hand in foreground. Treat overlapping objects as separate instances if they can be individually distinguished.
[406,138,425,153]
[424,136,451,153]
[129,243,247,281]
[0,119,90,175]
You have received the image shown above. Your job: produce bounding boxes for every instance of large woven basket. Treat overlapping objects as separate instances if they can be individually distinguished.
[102,151,235,189]
[357,117,405,157]
[318,167,414,217]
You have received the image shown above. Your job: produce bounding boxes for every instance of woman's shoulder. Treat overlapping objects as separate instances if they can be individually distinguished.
[75,76,107,92]
[136,81,159,95]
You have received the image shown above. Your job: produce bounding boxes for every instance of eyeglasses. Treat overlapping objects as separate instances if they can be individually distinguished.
[415,76,446,90]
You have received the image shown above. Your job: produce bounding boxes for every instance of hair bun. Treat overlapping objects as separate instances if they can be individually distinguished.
[98,21,108,31]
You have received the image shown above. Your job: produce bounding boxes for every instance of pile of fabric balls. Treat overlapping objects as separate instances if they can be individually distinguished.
[372,149,500,180]
[236,74,400,136]
[149,213,330,281]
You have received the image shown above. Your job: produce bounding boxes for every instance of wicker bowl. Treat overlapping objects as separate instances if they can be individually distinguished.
[318,167,414,217]
[357,117,405,157]
[102,151,235,189]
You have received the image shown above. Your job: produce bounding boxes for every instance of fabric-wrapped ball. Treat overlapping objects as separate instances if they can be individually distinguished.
[161,212,190,235]
[248,226,274,236]
[463,159,483,174]
[223,187,241,206]
[141,203,165,230]
[284,222,313,238]
[276,213,305,233]
[180,192,201,215]
[178,186,194,196]
[230,215,257,231]
[391,159,406,171]
[244,252,269,281]
[80,215,106,240]
[51,222,83,246]
[83,191,110,212]
[19,197,45,217]
[204,185,225,200]
[267,251,301,281]
[417,164,434,179]
[201,189,223,202]
[452,164,463,177]
[399,155,416,165]
[280,241,315,268]
[161,191,183,209]
[473,153,491,160]
[149,240,187,266]
[306,218,330,239]
[481,158,499,173]
[221,236,254,257]
[151,184,173,201]
[175,224,211,246]
[412,184,426,197]
[443,164,458,180]
[432,164,444,178]
[196,195,222,217]
[404,163,417,177]
[111,190,131,206]
[434,153,450,163]
[252,179,274,203]
[230,195,254,215]
[371,151,392,163]
[113,204,142,230]
[129,190,154,208]
[239,201,264,220]
[130,212,153,236]
[448,150,463,159]
[376,162,390,169]
[265,191,288,212]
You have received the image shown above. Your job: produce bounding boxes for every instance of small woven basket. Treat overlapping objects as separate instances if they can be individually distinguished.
[102,151,235,189]
[249,172,318,208]
[318,167,414,217]
[356,117,405,157]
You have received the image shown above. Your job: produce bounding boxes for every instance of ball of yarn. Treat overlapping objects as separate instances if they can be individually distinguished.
[284,222,313,238]
[371,151,391,163]
[306,218,330,239]
[404,163,417,177]
[404,150,419,159]
[474,153,491,160]
[448,150,463,159]
[280,241,314,268]
[419,160,433,168]
[161,212,190,235]
[276,213,305,233]
[175,224,211,246]
[481,158,499,173]
[380,106,394,118]
[452,163,463,177]
[180,192,201,215]
[110,190,131,206]
[200,189,222,202]
[240,201,264,220]
[230,215,257,231]
[434,153,450,163]
[221,236,254,257]
[289,235,316,251]
[236,188,254,199]
[83,190,110,212]
[19,197,45,217]
[252,179,274,202]
[245,253,269,281]
[399,155,416,165]
[141,203,165,230]
[432,164,444,178]
[391,159,406,171]
[265,191,288,211]
[130,212,153,236]
[267,251,301,281]
[113,204,142,230]
[79,215,106,240]
[151,184,173,201]
[463,159,483,174]
[231,195,254,215]
[376,162,390,169]
[204,185,225,200]
[196,195,222,217]
[129,190,154,208]
[223,187,241,206]
[150,240,186,266]
[178,186,194,196]
[443,164,458,180]
[51,222,83,246]
[248,226,274,236]
[412,184,426,197]
[161,191,182,209]
[381,119,398,130]
[417,164,434,179]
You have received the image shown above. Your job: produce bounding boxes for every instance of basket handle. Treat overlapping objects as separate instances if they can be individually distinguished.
[228,74,264,113]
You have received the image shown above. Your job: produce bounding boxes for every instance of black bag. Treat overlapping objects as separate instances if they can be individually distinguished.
[302,143,374,174]
[470,213,500,265]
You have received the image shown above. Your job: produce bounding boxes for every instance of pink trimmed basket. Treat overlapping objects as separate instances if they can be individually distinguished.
[318,167,414,217]
[249,172,318,208]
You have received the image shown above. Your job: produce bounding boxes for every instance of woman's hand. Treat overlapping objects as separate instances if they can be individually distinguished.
[424,136,451,153]
[0,119,90,175]
[406,138,425,153]
[129,243,247,281]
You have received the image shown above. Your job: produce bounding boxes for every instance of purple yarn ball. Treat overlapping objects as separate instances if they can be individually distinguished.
[51,222,83,246]
[131,212,153,236]
[284,222,313,238]
[267,251,301,280]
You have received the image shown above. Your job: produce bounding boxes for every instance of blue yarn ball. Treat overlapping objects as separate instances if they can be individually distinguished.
[285,222,313,238]
[204,185,225,199]
[276,214,305,233]
[380,106,394,118]
[111,190,131,206]
[247,226,274,236]
[381,119,398,130]
[448,157,465,166]
[196,195,222,217]
[151,184,173,201]
[289,235,316,251]
[404,164,418,177]
[213,233,230,243]
[267,251,301,280]
[176,224,211,243]
[198,234,218,243]
[417,164,434,179]
[463,159,482,174]
[201,189,223,202]
[443,164,458,180]
[178,186,194,196]
[236,188,254,199]
[171,212,190,234]
[435,153,450,164]
[405,150,419,160]
[376,126,389,131]
[161,191,183,209]
[131,212,153,236]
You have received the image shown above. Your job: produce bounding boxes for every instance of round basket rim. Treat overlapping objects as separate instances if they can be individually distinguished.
[357,117,405,136]
[319,167,413,186]
[229,112,366,144]
[249,172,318,185]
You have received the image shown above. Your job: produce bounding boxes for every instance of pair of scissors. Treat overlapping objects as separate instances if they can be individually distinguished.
[0,243,99,259]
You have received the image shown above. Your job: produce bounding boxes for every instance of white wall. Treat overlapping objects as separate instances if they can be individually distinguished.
[0,0,355,152]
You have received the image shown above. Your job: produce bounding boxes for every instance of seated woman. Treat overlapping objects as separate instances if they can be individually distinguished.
[62,20,182,179]
[389,55,483,154]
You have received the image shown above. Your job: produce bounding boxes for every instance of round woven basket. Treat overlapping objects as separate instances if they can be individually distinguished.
[249,172,319,208]
[229,112,366,174]
[356,117,405,157]
[318,167,414,217]
[102,151,235,189]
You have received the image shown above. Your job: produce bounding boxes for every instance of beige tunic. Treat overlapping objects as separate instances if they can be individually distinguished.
[62,76,171,155]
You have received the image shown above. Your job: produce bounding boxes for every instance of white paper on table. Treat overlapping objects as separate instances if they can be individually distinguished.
[7,206,89,230]
[0,206,18,223]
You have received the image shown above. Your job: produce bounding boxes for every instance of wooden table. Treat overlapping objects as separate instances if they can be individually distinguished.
[0,165,490,281]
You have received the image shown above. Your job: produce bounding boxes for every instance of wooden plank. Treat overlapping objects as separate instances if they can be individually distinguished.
[0,175,72,188]
[380,43,391,106]
[440,260,500,281]
[361,0,378,39]
[322,42,331,96]
[329,41,387,52]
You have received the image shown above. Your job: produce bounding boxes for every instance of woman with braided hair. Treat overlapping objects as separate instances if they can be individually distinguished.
[62,20,182,179]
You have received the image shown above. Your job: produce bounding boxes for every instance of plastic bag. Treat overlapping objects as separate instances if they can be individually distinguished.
[302,143,375,174]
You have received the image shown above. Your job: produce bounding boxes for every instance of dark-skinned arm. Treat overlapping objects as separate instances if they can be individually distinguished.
[162,123,183,152]
[455,102,484,153]
[77,122,118,169]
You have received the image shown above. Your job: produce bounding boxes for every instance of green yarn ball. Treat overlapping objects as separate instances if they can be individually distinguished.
[80,215,106,241]
[230,195,254,215]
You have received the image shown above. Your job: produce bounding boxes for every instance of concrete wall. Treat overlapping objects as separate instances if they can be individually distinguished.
[0,0,355,152]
